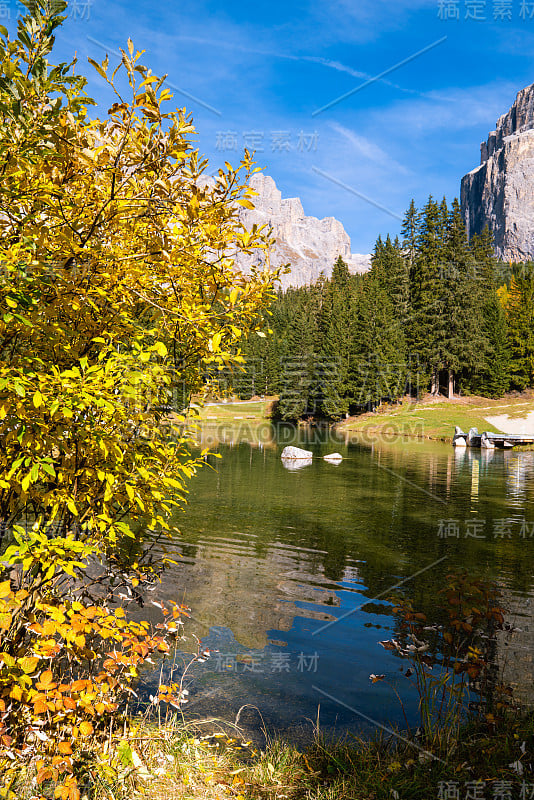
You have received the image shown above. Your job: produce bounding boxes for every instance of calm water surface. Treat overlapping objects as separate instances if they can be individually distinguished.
[140,425,534,743]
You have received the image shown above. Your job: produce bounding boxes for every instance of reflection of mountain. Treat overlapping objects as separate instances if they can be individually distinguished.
[142,435,534,705]
[495,589,534,706]
[154,531,342,650]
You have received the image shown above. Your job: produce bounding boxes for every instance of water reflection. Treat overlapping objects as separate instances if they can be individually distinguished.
[281,457,313,471]
[140,427,534,741]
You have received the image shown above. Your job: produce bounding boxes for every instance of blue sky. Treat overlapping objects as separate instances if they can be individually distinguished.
[9,0,534,253]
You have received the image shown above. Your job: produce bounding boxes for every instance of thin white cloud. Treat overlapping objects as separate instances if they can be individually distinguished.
[331,122,411,174]
[371,82,519,138]
[137,32,438,101]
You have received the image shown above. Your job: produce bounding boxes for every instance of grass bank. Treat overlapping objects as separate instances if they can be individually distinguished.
[15,713,534,800]
[190,398,276,424]
[337,392,534,442]
[187,393,534,444]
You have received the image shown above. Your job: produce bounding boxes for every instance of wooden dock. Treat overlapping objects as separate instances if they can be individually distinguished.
[453,426,534,449]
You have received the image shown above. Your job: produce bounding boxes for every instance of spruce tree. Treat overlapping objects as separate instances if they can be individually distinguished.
[469,226,511,397]
[507,265,534,390]
[347,278,407,409]
[407,196,443,394]
[318,257,353,419]
[440,198,485,396]
[401,199,419,272]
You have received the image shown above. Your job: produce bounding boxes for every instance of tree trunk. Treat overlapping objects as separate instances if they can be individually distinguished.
[430,371,438,396]
[448,369,454,399]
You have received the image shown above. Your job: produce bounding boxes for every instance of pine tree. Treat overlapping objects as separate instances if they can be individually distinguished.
[469,226,510,397]
[401,199,419,272]
[440,198,485,397]
[474,293,510,397]
[277,287,322,419]
[380,234,410,329]
[507,265,534,390]
[318,257,353,419]
[369,235,386,285]
[407,196,444,394]
[347,278,407,409]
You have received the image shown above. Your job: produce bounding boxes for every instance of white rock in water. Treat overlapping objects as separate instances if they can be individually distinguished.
[324,453,343,463]
[453,437,467,448]
[281,446,313,460]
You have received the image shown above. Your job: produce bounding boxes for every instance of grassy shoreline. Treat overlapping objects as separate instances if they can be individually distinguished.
[16,712,533,800]
[189,393,534,444]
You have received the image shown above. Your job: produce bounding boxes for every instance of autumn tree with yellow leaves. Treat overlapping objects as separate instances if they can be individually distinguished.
[0,2,277,796]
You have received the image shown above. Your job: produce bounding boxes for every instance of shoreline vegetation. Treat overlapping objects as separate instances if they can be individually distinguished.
[14,713,534,799]
[12,565,534,799]
[190,391,534,444]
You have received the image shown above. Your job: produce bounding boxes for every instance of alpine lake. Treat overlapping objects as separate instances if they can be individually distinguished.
[137,420,534,745]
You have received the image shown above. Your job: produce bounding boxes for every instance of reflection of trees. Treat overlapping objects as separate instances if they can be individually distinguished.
[138,439,534,673]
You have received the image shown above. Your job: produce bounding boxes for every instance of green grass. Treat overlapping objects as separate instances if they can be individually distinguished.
[184,393,534,443]
[16,712,531,800]
[190,399,274,424]
[337,394,534,442]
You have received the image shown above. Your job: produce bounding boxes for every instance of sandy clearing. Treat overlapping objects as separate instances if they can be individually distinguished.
[484,410,534,435]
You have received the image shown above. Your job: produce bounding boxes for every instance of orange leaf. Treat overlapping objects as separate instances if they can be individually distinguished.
[78,721,93,736]
[69,779,81,800]
[58,742,73,755]
[34,698,48,715]
[37,766,54,784]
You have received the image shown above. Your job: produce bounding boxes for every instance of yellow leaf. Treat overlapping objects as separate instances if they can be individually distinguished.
[67,499,78,516]
[211,332,222,352]
[19,656,39,674]
[0,581,12,599]
[10,685,23,701]
[153,341,167,357]
[32,391,43,408]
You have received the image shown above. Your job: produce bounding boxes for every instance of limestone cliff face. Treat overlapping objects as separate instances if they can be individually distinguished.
[461,83,534,261]
[235,174,370,289]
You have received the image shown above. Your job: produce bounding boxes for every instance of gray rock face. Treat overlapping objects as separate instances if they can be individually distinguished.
[235,174,371,289]
[461,83,534,261]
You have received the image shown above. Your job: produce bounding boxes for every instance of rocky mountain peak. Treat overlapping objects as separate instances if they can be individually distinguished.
[461,83,534,262]
[480,83,534,164]
[235,173,370,289]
